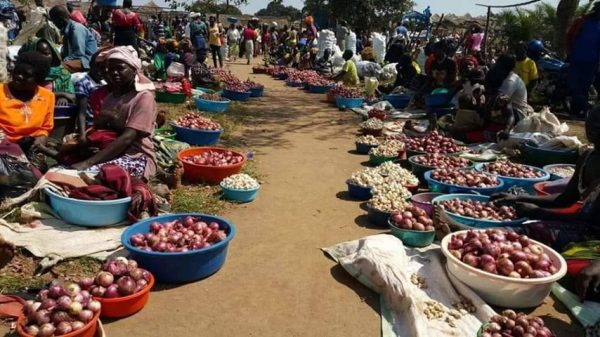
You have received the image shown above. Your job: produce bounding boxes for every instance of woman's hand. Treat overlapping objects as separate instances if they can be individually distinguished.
[56,97,71,106]
[576,260,600,301]
[71,160,93,171]
[514,202,540,217]
[489,192,519,203]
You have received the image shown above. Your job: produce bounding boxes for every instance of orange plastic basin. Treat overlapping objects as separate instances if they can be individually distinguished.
[533,182,582,214]
[17,310,100,337]
[94,274,155,318]
[178,147,246,184]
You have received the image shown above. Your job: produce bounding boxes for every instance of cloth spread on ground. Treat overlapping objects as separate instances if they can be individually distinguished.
[323,234,495,337]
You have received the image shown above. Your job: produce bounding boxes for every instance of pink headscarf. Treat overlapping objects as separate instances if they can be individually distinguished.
[98,46,154,92]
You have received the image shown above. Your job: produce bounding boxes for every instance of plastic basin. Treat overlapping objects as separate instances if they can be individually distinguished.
[383,94,411,109]
[194,97,231,113]
[275,73,288,80]
[523,143,579,167]
[355,142,378,155]
[409,155,474,182]
[171,123,222,146]
[122,213,235,283]
[389,221,435,247]
[178,147,246,184]
[249,87,264,97]
[361,128,383,137]
[411,192,443,217]
[369,153,397,166]
[155,91,186,104]
[543,164,576,181]
[424,170,504,196]
[425,93,450,106]
[309,84,334,94]
[286,80,304,87]
[44,188,131,227]
[474,163,550,194]
[194,87,217,95]
[220,183,259,203]
[346,181,372,200]
[533,181,582,214]
[221,89,251,101]
[367,204,391,228]
[336,97,364,109]
[94,274,154,318]
[432,194,527,228]
[441,229,567,308]
[17,310,99,337]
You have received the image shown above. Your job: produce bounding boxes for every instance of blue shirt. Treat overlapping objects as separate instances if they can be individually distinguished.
[61,20,98,69]
[571,19,600,64]
[74,73,99,125]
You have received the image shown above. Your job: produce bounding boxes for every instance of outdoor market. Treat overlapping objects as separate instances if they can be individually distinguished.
[0,0,598,336]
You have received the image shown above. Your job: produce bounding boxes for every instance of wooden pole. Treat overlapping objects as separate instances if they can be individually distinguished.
[483,6,491,60]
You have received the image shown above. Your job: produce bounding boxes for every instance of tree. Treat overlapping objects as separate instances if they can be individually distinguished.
[191,2,243,15]
[255,3,302,20]
[164,0,247,14]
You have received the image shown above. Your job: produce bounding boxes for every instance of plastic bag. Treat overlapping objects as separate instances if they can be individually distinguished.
[371,32,387,63]
[365,77,379,97]
[166,62,185,79]
[356,61,381,79]
[345,31,357,54]
[512,107,568,134]
[317,29,337,58]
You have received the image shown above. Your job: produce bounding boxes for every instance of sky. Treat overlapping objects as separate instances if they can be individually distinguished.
[132,0,562,16]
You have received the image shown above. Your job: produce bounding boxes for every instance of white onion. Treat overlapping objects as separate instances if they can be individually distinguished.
[355,135,380,146]
[221,174,260,190]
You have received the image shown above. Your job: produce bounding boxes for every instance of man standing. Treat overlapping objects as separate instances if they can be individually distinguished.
[514,42,538,94]
[336,20,349,51]
[67,3,86,25]
[49,6,97,72]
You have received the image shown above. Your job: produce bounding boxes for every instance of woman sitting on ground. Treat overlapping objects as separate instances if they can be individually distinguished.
[19,38,76,106]
[0,51,54,155]
[69,46,157,180]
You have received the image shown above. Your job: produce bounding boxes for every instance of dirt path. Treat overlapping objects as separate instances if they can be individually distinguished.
[103,62,383,336]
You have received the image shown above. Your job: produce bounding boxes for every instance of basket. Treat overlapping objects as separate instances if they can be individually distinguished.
[178,147,246,184]
[346,181,372,200]
[194,97,231,113]
[220,183,259,203]
[121,213,235,283]
[383,94,411,109]
[432,194,527,228]
[94,274,154,318]
[171,123,222,146]
[221,89,251,101]
[389,221,435,247]
[355,142,378,155]
[155,91,187,104]
[336,97,364,109]
[424,170,504,196]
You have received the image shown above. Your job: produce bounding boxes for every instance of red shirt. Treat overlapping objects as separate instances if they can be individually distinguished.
[111,9,142,32]
[243,28,256,40]
[89,85,110,122]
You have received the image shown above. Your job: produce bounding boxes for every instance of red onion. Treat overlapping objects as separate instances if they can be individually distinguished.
[56,296,72,310]
[24,301,41,315]
[38,323,55,337]
[65,283,81,297]
[78,309,94,323]
[515,261,533,277]
[79,290,91,306]
[71,321,85,330]
[48,285,63,299]
[484,312,556,337]
[34,309,51,325]
[87,300,101,313]
[69,301,83,315]
[52,310,71,325]
[116,276,136,296]
[24,325,40,336]
[78,277,94,290]
[56,321,73,335]
[535,259,551,271]
[462,253,480,267]
[497,257,515,276]
[104,284,119,298]
[96,271,114,288]
[37,289,49,301]
[40,299,56,311]
[90,286,106,297]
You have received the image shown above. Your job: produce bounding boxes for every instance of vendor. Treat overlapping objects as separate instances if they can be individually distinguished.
[70,46,157,180]
[0,51,54,153]
[492,106,600,251]
[331,50,359,87]
[314,48,333,75]
[486,54,530,120]
[459,93,513,143]
[394,54,418,88]
[19,38,75,106]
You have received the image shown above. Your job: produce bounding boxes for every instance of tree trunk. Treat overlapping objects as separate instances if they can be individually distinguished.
[554,0,579,57]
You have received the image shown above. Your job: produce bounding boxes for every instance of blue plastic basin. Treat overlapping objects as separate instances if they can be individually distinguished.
[425,93,450,106]
[249,87,264,97]
[474,163,550,194]
[221,89,251,101]
[171,123,222,146]
[383,94,411,109]
[355,142,378,155]
[389,221,435,247]
[309,84,334,94]
[121,213,235,283]
[423,170,504,196]
[336,97,364,109]
[194,97,231,113]
[367,204,391,228]
[523,143,579,166]
[346,181,372,200]
[432,194,527,228]
[44,188,131,227]
[220,183,259,203]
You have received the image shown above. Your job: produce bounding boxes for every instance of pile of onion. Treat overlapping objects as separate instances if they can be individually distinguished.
[481,161,546,179]
[172,113,221,131]
[481,310,556,337]
[439,199,516,221]
[129,216,228,252]
[412,153,471,170]
[84,257,151,300]
[389,205,434,231]
[447,229,559,278]
[430,169,500,188]
[21,283,101,336]
[405,131,465,154]
[182,150,244,167]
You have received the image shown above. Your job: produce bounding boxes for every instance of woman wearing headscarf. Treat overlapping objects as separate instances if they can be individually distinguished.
[69,46,157,180]
[19,38,75,106]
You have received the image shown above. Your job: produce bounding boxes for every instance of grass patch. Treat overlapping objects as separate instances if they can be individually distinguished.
[171,184,226,215]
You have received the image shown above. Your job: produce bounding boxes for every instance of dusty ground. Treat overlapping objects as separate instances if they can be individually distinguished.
[100,62,584,337]
[1,60,585,336]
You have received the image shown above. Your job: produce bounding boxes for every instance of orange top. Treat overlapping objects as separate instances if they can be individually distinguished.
[0,84,55,142]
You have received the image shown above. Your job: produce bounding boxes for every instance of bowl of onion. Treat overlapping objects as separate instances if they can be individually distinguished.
[85,257,154,318]
[388,206,435,247]
[194,94,231,113]
[424,169,504,196]
[432,194,527,228]
[170,113,223,146]
[475,162,550,194]
[178,147,246,184]
[408,154,473,182]
[477,310,556,337]
[335,96,364,109]
[220,174,260,203]
[17,283,101,337]
[441,229,567,308]
[410,192,443,217]
[122,213,235,283]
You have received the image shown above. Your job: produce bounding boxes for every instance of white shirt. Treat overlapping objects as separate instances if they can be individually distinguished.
[227,29,240,43]
[499,72,528,113]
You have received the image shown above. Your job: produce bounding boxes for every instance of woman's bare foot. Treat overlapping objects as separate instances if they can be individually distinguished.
[0,238,15,270]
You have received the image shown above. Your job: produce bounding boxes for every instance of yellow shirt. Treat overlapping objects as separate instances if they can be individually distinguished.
[514,58,539,86]
[342,60,359,86]
[412,61,421,74]
[0,84,55,142]
[208,25,221,47]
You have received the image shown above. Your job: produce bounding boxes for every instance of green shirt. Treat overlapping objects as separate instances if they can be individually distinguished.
[342,60,359,86]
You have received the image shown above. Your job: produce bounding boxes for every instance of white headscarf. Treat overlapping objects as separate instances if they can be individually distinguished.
[99,46,154,92]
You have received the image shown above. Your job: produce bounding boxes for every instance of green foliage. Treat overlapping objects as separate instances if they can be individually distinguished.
[255,2,302,20]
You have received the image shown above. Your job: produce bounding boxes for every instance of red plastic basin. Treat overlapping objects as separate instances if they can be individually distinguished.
[533,181,582,214]
[178,147,246,184]
[94,274,155,318]
[17,311,100,337]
